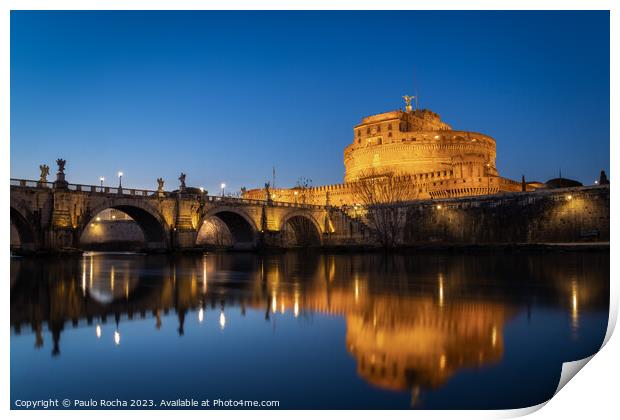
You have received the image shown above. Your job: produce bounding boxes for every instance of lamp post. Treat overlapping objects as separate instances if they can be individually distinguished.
[220,182,226,197]
[99,176,105,188]
[118,171,123,188]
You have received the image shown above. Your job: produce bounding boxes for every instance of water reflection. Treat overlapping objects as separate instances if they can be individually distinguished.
[10,251,609,408]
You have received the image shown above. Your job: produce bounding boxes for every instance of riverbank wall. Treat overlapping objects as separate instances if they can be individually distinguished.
[401,185,609,245]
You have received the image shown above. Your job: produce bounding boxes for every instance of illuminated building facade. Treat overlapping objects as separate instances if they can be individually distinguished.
[243,97,524,206]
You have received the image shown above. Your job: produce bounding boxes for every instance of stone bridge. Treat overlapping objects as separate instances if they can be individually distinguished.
[10,176,368,254]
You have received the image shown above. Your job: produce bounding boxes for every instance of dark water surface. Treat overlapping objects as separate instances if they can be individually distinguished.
[10,251,609,409]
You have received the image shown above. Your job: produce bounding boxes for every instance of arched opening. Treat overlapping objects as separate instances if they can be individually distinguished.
[11,207,36,253]
[80,205,167,252]
[283,215,321,247]
[196,211,256,250]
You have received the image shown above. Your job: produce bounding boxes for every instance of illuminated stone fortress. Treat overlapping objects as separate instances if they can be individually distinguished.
[244,96,523,206]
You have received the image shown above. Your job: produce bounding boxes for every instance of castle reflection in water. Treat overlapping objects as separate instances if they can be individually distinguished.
[10,251,608,398]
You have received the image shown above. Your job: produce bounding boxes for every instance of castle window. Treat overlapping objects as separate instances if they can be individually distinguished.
[377,125,381,132]
[388,132,392,138]
[388,123,392,130]
[366,127,371,134]
[357,130,361,137]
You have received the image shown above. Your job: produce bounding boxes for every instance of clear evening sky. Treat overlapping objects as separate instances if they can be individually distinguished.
[10,11,609,193]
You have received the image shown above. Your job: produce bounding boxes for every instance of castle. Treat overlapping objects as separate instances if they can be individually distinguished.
[243,97,523,205]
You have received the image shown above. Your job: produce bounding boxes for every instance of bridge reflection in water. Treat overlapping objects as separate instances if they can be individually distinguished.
[10,252,609,408]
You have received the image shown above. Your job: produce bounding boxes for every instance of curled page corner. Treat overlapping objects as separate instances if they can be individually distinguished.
[499,355,598,419]
[554,355,595,396]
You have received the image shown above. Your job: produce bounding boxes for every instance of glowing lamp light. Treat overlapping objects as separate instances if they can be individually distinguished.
[96,216,101,221]
[118,171,123,177]
[199,187,205,193]
[567,195,573,200]
[436,205,442,210]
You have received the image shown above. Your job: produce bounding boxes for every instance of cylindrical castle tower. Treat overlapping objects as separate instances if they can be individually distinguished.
[343,108,498,183]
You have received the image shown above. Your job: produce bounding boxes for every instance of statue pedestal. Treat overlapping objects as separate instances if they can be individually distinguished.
[53,172,68,189]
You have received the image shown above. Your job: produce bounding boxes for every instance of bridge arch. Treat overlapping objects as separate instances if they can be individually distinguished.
[80,198,169,251]
[196,207,258,249]
[10,204,37,253]
[279,211,323,247]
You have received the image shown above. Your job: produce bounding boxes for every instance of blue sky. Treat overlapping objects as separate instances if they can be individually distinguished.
[10,11,609,192]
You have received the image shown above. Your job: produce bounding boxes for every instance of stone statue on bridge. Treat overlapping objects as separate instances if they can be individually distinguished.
[179,173,186,192]
[39,164,50,183]
[53,158,68,189]
[56,159,66,174]
[157,177,165,192]
[264,182,272,203]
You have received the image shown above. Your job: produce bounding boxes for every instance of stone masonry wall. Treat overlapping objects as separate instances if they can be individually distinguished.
[402,185,609,244]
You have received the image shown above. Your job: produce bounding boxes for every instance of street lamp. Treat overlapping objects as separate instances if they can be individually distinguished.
[99,176,105,188]
[118,171,123,188]
[220,182,226,197]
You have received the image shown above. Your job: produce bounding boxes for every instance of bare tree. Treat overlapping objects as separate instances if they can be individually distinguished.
[295,176,313,204]
[351,170,418,248]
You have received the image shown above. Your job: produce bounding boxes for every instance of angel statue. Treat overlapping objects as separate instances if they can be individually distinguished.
[39,164,50,183]
[56,158,66,174]
[264,182,271,201]
[402,95,415,112]
[179,173,186,189]
[157,177,165,192]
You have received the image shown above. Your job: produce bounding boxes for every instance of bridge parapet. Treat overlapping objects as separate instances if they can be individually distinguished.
[11,178,329,210]
[11,177,367,253]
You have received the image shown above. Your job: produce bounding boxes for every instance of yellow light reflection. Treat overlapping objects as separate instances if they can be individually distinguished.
[271,295,277,314]
[439,354,447,370]
[491,326,497,347]
[198,308,204,323]
[110,266,115,291]
[114,330,120,346]
[438,273,444,307]
[95,324,102,339]
[571,280,579,331]
[294,300,300,318]
[89,255,93,288]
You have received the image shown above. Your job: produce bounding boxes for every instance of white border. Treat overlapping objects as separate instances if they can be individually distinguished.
[2,2,616,419]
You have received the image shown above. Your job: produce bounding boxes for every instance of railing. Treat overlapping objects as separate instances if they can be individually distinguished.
[10,178,328,210]
[10,179,53,188]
